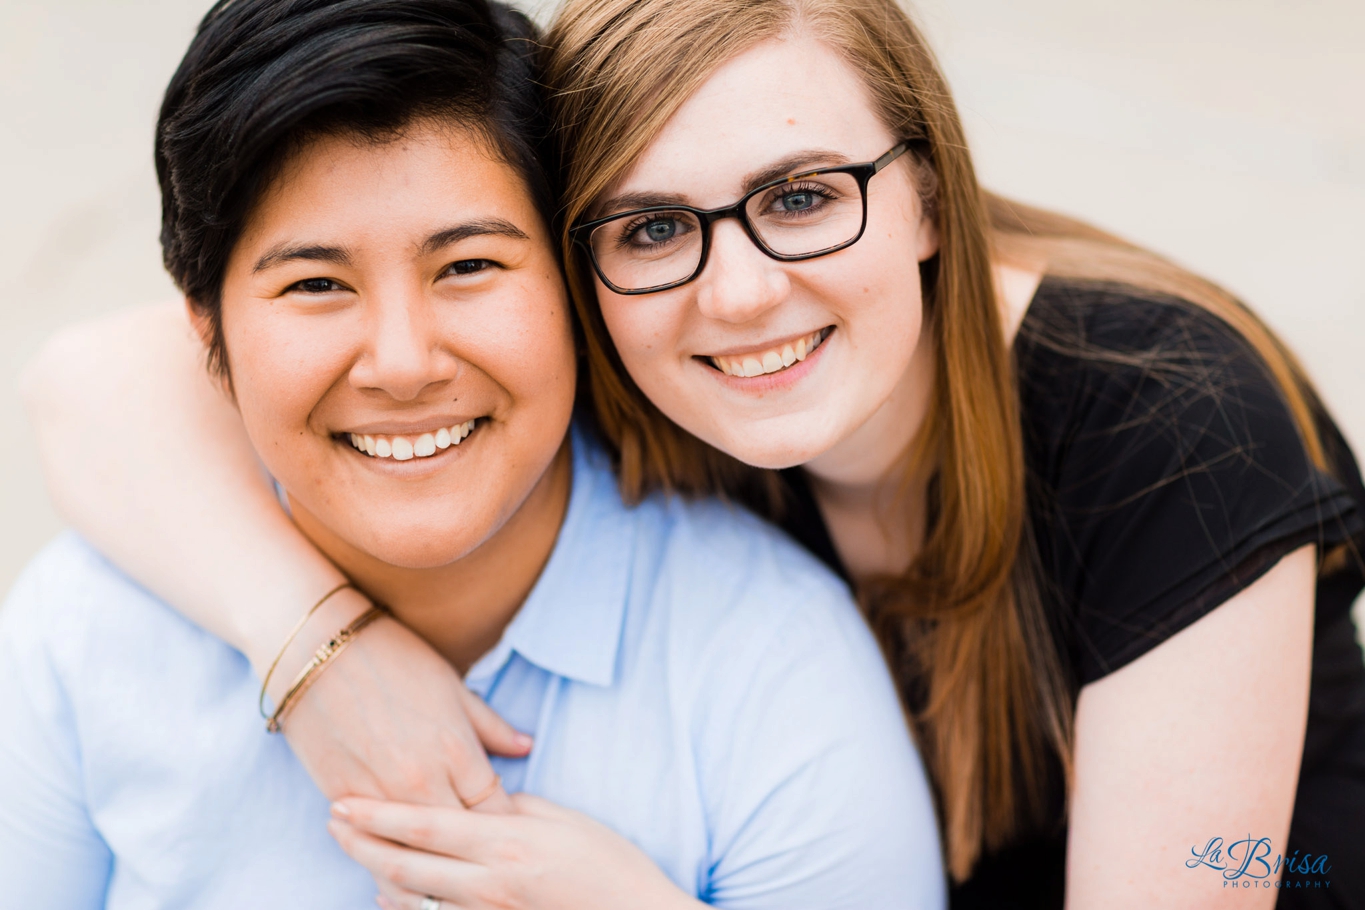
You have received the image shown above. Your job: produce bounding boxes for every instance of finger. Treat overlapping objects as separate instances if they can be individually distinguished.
[329,818,484,904]
[451,769,513,816]
[332,798,499,858]
[457,687,532,758]
[376,881,465,910]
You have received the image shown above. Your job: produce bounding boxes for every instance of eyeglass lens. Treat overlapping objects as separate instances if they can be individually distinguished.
[587,170,865,292]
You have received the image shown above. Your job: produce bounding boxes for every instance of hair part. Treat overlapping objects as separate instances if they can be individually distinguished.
[545,0,1334,882]
[156,0,557,380]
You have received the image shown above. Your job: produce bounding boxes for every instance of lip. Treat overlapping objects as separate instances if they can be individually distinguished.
[339,416,481,436]
[700,326,833,392]
[700,326,832,360]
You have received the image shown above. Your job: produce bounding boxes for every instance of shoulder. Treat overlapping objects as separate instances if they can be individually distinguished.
[2,531,238,703]
[5,532,155,643]
[1016,278,1322,492]
[1016,280,1358,682]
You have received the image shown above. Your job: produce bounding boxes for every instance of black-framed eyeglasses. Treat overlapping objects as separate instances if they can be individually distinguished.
[570,142,911,295]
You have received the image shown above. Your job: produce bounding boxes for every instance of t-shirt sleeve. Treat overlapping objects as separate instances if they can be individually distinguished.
[0,548,114,908]
[692,573,945,910]
[1020,288,1361,685]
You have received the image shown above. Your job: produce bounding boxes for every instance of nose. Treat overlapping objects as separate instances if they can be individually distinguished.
[349,285,456,401]
[693,219,790,324]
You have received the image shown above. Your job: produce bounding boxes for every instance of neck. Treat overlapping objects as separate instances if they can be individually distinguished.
[803,322,935,581]
[802,258,1044,581]
[290,439,574,674]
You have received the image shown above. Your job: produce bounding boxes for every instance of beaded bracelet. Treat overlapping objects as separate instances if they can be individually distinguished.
[258,582,357,721]
[266,605,386,733]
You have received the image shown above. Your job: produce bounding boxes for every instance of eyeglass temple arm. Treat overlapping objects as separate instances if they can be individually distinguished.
[873,142,911,173]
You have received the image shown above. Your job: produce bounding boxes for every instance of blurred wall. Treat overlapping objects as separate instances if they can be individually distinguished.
[3,0,1362,611]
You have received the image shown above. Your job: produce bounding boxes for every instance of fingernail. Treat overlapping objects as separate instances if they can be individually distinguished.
[331,801,350,818]
[515,732,534,750]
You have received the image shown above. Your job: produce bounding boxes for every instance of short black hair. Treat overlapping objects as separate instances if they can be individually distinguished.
[156,0,557,377]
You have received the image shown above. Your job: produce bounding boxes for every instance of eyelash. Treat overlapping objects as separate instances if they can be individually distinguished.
[286,277,345,294]
[281,259,495,295]
[444,259,494,276]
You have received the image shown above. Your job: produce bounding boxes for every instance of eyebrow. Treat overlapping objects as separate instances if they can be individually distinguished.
[251,219,531,274]
[593,149,854,217]
[741,149,852,192]
[253,243,353,274]
[419,219,530,256]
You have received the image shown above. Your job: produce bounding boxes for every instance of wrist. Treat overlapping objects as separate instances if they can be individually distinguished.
[257,585,376,708]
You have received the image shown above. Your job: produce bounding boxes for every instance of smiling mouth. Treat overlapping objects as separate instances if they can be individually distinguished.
[341,419,480,461]
[706,327,832,378]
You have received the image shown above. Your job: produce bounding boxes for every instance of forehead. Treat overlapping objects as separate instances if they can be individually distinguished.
[609,34,892,204]
[238,122,529,250]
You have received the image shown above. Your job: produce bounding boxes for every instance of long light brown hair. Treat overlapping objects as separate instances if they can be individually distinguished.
[542,0,1331,881]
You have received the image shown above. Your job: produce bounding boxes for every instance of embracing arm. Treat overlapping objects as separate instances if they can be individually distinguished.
[1065,545,1315,909]
[21,303,526,807]
[22,303,336,666]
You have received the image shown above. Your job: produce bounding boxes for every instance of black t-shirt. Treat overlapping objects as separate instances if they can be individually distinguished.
[780,279,1365,909]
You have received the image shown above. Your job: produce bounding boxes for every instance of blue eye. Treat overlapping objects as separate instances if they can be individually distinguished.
[644,221,676,242]
[780,192,816,212]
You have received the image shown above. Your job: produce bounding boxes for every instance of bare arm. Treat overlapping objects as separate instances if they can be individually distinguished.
[1066,545,1315,909]
[22,303,341,668]
[21,303,526,808]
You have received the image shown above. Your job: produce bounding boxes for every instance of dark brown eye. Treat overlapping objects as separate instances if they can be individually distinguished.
[446,259,493,276]
[288,278,344,294]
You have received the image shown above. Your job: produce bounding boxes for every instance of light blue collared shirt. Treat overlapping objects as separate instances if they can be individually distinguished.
[0,430,944,909]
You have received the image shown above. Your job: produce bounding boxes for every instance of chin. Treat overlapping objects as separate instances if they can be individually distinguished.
[708,426,834,472]
[341,513,492,570]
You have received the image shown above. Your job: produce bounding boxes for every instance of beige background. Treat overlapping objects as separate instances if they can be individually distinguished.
[3,0,1363,616]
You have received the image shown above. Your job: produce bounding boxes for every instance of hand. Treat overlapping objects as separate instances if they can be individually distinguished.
[328,793,699,910]
[280,611,531,814]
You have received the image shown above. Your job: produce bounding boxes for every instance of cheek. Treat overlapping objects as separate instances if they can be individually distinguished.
[221,305,353,446]
[458,281,577,409]
[596,285,689,391]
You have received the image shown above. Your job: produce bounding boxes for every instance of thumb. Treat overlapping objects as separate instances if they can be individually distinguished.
[459,687,533,758]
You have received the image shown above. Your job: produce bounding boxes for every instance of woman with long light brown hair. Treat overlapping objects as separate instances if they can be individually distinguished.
[24,0,1364,907]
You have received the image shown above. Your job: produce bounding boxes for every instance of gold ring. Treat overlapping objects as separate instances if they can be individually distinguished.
[459,773,502,809]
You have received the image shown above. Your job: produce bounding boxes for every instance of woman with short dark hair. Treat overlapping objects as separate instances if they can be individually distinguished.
[0,1,942,906]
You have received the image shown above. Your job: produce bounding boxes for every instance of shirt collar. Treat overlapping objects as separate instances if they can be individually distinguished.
[465,424,635,690]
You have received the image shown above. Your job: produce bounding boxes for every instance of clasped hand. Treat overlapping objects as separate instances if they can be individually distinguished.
[329,793,691,910]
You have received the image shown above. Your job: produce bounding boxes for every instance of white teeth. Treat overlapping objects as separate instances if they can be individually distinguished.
[713,329,827,378]
[345,419,478,460]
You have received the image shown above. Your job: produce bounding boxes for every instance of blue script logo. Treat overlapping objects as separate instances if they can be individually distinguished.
[1187,837,1331,891]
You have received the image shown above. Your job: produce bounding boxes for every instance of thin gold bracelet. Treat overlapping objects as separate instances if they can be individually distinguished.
[258,582,356,720]
[266,605,386,733]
